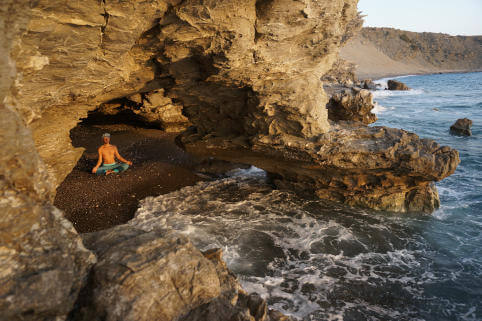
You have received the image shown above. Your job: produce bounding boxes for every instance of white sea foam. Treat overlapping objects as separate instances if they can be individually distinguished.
[371,102,387,114]
[371,88,424,98]
[132,175,459,319]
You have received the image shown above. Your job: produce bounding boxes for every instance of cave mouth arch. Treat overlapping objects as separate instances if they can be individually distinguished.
[53,107,250,233]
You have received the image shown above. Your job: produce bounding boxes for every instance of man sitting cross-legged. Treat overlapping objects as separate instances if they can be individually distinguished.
[91,133,133,175]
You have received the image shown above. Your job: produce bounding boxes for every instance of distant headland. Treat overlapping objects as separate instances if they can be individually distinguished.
[341,27,482,79]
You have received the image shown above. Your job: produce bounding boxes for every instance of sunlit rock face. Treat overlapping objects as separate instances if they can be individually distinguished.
[1,2,95,320]
[0,0,462,319]
[7,0,361,189]
[180,123,459,213]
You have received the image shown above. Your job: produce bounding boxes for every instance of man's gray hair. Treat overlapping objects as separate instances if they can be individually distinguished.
[102,133,111,138]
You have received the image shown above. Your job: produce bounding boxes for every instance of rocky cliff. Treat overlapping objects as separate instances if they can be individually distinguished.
[341,27,482,78]
[1,0,460,320]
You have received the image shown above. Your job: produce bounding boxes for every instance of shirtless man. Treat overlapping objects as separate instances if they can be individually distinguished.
[91,133,133,175]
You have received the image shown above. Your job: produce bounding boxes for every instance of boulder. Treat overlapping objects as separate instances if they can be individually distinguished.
[387,79,410,90]
[71,226,295,321]
[74,226,221,321]
[362,79,379,90]
[450,118,472,136]
[327,87,377,124]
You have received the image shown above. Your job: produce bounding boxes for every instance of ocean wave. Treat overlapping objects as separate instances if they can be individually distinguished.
[371,102,387,114]
[371,88,424,98]
[132,173,481,320]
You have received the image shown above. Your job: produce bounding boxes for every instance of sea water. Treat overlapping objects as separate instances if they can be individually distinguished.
[135,72,481,321]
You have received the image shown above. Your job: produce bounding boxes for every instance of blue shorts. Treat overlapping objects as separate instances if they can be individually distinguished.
[95,163,129,175]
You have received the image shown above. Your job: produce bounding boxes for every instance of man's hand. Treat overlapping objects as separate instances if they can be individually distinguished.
[92,166,98,174]
[126,161,133,166]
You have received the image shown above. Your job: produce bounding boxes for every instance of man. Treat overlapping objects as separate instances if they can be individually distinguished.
[92,133,133,175]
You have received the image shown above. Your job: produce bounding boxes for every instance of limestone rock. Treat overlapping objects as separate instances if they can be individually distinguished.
[180,123,460,213]
[327,87,377,124]
[1,2,95,320]
[4,0,361,190]
[450,118,473,136]
[10,0,170,187]
[387,79,410,91]
[72,228,294,321]
[75,227,221,321]
[321,58,358,86]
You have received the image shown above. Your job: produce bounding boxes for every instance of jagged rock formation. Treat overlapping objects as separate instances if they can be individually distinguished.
[341,27,482,78]
[321,58,358,86]
[70,225,293,321]
[450,118,473,136]
[6,0,363,190]
[99,89,190,132]
[326,87,377,124]
[179,123,459,213]
[4,1,460,213]
[1,2,96,320]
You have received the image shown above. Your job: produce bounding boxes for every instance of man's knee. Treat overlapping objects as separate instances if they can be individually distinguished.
[119,163,129,172]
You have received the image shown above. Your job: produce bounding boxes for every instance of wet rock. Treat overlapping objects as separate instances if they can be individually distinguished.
[387,79,410,90]
[327,87,377,124]
[361,79,379,90]
[450,118,472,136]
[179,250,297,321]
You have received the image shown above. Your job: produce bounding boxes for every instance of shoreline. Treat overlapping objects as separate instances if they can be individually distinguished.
[357,69,482,81]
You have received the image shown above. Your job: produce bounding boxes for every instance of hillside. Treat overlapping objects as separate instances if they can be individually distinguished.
[340,27,482,79]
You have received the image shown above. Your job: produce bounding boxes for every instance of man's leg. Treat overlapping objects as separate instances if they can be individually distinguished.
[112,163,129,173]
[95,165,109,175]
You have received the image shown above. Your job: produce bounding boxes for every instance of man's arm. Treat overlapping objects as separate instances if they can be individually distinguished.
[114,146,132,165]
[91,147,103,173]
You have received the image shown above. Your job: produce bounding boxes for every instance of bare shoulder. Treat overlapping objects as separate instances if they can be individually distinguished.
[98,146,105,152]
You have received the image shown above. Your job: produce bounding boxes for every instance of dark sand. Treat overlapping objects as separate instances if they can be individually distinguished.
[55,113,249,234]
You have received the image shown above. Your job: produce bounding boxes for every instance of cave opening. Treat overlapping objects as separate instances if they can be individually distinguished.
[53,106,248,234]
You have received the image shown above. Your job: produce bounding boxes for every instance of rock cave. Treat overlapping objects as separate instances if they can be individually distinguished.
[0,0,461,320]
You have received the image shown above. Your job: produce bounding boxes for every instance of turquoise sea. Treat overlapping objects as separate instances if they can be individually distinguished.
[136,72,482,320]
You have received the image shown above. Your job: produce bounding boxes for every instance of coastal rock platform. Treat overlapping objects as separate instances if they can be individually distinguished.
[180,123,459,213]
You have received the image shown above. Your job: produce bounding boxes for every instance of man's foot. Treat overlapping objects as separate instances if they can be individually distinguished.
[105,170,115,175]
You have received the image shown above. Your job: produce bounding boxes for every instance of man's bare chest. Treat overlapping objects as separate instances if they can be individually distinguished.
[101,147,115,158]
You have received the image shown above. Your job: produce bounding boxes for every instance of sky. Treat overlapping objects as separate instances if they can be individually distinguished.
[358,0,482,36]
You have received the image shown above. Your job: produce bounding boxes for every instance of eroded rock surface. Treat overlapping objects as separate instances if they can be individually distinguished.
[326,87,377,124]
[72,227,294,321]
[7,0,362,190]
[1,2,95,320]
[179,123,459,213]
[100,89,190,132]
